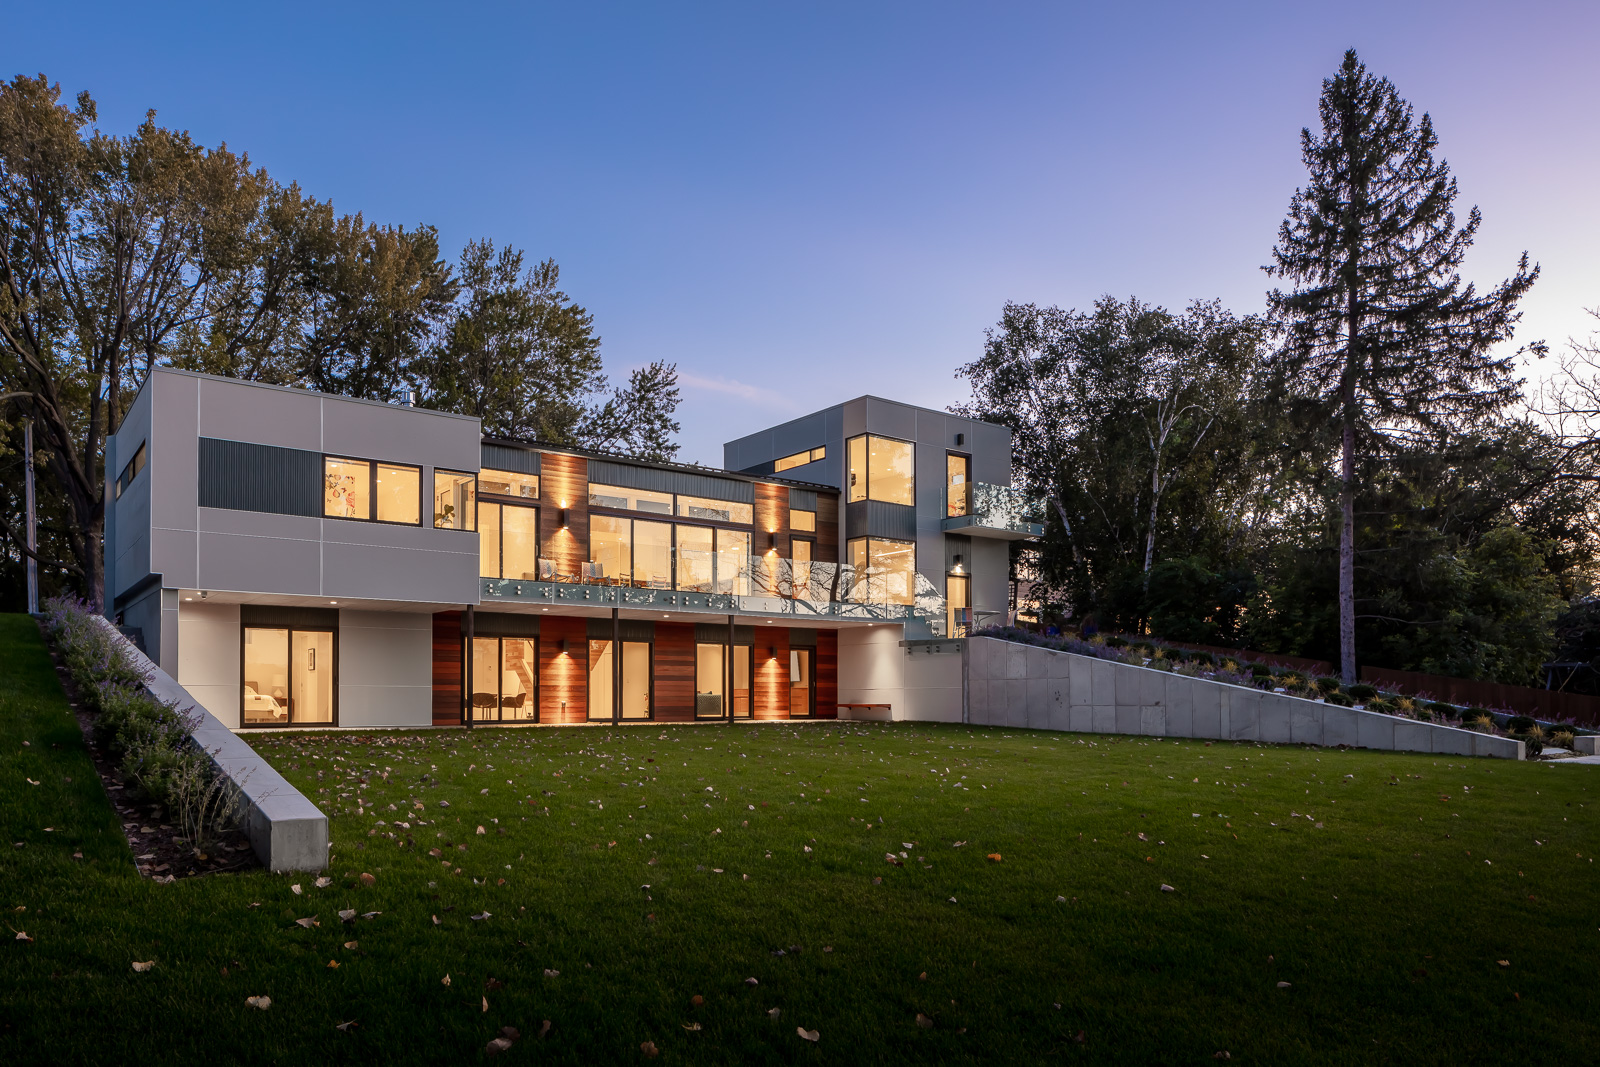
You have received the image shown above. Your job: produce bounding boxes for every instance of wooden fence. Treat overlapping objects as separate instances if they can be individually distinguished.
[1360,665,1600,727]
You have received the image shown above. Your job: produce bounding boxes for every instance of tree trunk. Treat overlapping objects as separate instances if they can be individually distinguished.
[1339,389,1356,686]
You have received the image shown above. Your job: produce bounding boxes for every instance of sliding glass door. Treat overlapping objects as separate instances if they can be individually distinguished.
[468,637,539,723]
[588,640,653,721]
[695,642,752,719]
[243,626,335,726]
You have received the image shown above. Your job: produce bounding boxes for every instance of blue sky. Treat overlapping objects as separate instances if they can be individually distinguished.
[8,1,1598,464]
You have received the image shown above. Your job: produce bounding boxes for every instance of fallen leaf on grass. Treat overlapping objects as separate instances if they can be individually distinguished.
[335,1021,358,1032]
[691,995,704,1006]
[916,1014,934,1029]
[1498,960,1510,967]
[768,1008,781,1019]
[295,916,319,928]
[797,1027,819,1042]
[471,911,491,921]
[314,876,332,888]
[641,1040,659,1057]
[482,996,489,1012]
[539,1021,552,1039]
[486,1037,513,1055]
[132,960,154,972]
[1073,1031,1086,1044]
[359,872,375,886]
[745,977,759,986]
[246,996,271,1010]
[361,911,381,919]
[26,778,39,786]
[987,853,1002,863]
[338,909,357,922]
[291,884,302,895]
[1276,982,1291,989]
[476,826,486,835]
[1160,884,1175,893]
[544,968,560,978]
[327,960,340,969]
[344,941,358,950]
[683,1022,702,1031]
[442,974,452,986]
[499,1026,520,1041]
[486,978,504,991]
[432,915,440,926]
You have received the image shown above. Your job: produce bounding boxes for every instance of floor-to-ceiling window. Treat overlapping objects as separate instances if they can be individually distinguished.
[847,434,915,506]
[947,453,971,517]
[695,642,752,718]
[847,537,916,605]
[479,500,540,579]
[468,637,538,723]
[789,648,814,717]
[946,573,971,637]
[243,626,335,726]
[588,639,652,720]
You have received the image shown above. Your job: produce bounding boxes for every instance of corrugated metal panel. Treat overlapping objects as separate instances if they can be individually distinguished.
[481,443,540,475]
[788,487,818,511]
[844,499,917,542]
[241,605,339,629]
[585,617,657,641]
[474,612,541,638]
[944,533,972,571]
[694,623,754,644]
[199,438,321,516]
[588,459,754,503]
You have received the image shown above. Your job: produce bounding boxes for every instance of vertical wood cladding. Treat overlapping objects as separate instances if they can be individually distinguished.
[754,481,790,555]
[754,627,791,719]
[653,622,695,722]
[816,629,838,718]
[814,492,840,563]
[538,615,588,724]
[431,612,463,727]
[537,452,590,578]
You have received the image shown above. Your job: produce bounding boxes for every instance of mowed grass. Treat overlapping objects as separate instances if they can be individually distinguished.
[2,613,1599,1064]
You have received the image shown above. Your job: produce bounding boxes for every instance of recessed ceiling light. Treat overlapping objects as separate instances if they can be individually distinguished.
[330,600,338,605]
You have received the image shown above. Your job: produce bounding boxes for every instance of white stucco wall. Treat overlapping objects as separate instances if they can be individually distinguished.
[337,610,433,728]
[177,600,243,727]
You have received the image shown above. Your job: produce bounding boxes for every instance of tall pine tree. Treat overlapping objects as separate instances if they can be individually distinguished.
[1265,49,1539,683]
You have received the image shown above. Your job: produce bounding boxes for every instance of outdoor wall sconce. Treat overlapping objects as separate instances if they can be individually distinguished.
[559,508,569,529]
[768,531,776,550]
[955,432,964,446]
[559,638,570,655]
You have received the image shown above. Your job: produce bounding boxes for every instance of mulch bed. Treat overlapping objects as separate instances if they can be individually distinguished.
[37,619,260,880]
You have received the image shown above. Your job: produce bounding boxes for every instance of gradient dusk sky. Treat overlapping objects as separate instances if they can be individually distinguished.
[7,1,1597,464]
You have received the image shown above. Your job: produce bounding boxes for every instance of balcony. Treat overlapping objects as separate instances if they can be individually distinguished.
[941,482,1044,540]
[480,556,948,631]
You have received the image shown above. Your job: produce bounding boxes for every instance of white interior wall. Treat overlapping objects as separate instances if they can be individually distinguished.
[177,601,242,728]
[337,610,433,728]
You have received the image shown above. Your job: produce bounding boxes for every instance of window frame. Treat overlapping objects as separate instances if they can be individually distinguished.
[322,454,423,526]
[788,647,816,718]
[115,441,148,500]
[586,638,655,722]
[239,624,340,729]
[773,445,827,474]
[477,468,540,502]
[946,451,972,517]
[846,433,915,506]
[432,468,478,531]
[846,535,917,606]
[466,635,540,723]
[478,500,541,580]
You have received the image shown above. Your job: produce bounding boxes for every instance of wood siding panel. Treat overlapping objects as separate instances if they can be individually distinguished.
[653,622,695,722]
[432,611,463,727]
[816,629,838,718]
[538,615,588,724]
[754,628,791,719]
[538,452,590,580]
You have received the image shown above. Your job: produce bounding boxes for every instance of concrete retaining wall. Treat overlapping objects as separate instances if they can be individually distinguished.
[965,637,1524,760]
[92,614,329,870]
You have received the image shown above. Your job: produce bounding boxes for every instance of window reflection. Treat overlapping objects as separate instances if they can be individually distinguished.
[589,483,673,515]
[846,435,914,506]
[676,526,715,592]
[946,453,971,517]
[677,494,753,524]
[847,536,916,605]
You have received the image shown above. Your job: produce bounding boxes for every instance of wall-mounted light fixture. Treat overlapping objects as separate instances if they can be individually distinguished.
[767,531,776,551]
[953,554,964,572]
[955,432,964,446]
[559,508,569,529]
[559,637,570,656]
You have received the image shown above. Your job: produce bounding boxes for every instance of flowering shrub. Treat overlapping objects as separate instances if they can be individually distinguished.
[41,596,240,851]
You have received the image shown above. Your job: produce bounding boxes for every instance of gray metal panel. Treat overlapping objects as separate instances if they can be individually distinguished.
[694,623,754,644]
[587,459,754,503]
[475,612,541,637]
[788,488,818,511]
[586,617,657,641]
[788,628,818,647]
[845,500,917,541]
[241,604,339,629]
[481,444,540,475]
[198,438,322,516]
[944,533,972,570]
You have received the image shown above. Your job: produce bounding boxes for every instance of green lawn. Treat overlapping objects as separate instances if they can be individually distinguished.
[2,611,1597,1064]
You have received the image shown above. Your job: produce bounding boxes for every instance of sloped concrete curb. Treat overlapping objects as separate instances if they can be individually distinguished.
[90,614,329,870]
[966,637,1524,760]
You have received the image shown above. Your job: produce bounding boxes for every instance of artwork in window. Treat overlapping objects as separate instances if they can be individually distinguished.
[677,494,753,524]
[479,468,539,499]
[434,470,476,529]
[324,458,371,519]
[774,446,826,473]
[676,525,715,592]
[589,483,673,515]
[789,508,816,532]
[947,453,971,517]
[375,463,421,524]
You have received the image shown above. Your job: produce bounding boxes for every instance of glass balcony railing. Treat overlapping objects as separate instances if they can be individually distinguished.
[942,482,1044,540]
[481,556,948,632]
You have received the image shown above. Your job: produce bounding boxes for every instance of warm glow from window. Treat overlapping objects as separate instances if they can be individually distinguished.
[479,469,538,499]
[324,458,371,520]
[774,446,826,473]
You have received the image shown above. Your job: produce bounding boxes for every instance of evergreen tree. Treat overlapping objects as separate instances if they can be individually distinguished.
[1265,49,1539,683]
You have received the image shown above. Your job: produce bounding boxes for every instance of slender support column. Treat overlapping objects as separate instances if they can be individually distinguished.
[612,607,620,725]
[726,613,735,722]
[463,605,475,729]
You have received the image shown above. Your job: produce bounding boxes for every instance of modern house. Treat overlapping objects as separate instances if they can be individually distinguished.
[104,369,1039,732]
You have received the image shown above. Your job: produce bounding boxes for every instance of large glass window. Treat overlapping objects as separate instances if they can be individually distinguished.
[677,494,753,524]
[695,642,751,718]
[947,573,971,637]
[634,521,673,588]
[468,636,537,722]
[478,502,540,579]
[847,434,914,505]
[676,525,715,592]
[717,529,751,596]
[243,626,334,726]
[774,446,826,473]
[589,483,673,515]
[946,453,971,517]
[589,640,652,720]
[590,515,631,584]
[792,539,814,598]
[848,536,916,605]
[375,463,421,524]
[790,508,816,532]
[790,648,814,717]
[324,458,371,519]
[479,469,539,500]
[434,470,476,529]
[847,436,867,503]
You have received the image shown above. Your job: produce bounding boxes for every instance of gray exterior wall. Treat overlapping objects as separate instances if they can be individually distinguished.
[105,369,483,611]
[724,396,1014,635]
[963,638,1525,759]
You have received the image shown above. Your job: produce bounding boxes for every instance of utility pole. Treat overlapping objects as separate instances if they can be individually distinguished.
[25,419,38,614]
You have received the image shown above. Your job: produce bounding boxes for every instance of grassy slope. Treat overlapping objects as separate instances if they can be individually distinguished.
[2,611,1597,1064]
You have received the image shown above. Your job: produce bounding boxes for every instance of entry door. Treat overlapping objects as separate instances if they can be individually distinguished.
[291,631,335,724]
[789,649,814,717]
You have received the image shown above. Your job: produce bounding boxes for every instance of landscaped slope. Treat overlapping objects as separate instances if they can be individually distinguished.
[3,613,1598,1064]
